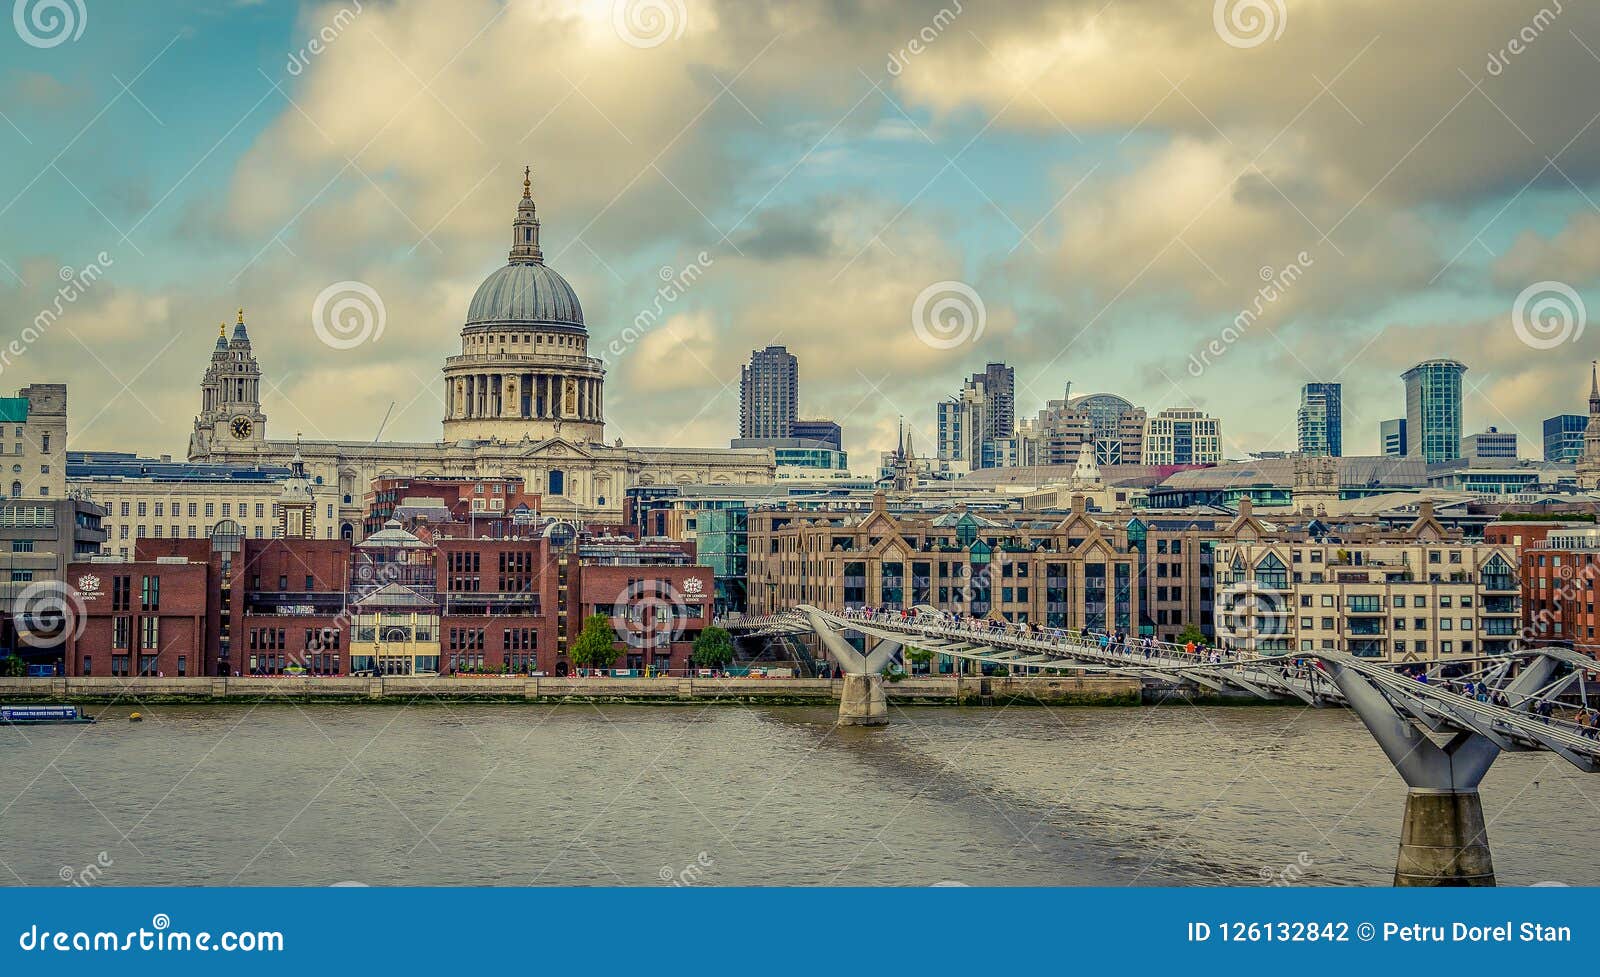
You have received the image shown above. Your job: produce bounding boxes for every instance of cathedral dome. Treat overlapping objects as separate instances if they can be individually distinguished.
[466,261,584,330]
[464,166,585,332]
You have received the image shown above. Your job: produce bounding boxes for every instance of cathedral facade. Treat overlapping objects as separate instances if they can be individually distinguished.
[188,170,773,539]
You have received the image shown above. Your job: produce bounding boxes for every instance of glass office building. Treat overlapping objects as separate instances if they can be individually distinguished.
[1402,359,1466,463]
[1544,413,1587,463]
[1297,382,1342,456]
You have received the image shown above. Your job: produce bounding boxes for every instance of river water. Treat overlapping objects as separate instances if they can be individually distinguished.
[2,702,1593,886]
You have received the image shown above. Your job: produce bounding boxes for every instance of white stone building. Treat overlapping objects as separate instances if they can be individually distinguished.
[186,170,774,539]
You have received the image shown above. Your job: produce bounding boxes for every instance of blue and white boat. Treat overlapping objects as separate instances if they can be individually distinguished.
[0,705,94,725]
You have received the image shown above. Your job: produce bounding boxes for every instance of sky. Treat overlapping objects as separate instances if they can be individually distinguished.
[1,0,1598,468]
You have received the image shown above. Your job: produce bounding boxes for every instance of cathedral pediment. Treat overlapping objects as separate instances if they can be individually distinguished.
[519,436,594,459]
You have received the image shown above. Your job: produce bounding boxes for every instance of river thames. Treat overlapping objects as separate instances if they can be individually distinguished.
[3,703,1594,886]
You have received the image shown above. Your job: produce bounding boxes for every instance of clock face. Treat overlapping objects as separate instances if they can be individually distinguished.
[230,415,254,440]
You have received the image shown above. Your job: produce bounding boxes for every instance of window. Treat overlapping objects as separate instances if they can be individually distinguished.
[10,540,32,552]
[140,575,160,612]
[81,656,91,675]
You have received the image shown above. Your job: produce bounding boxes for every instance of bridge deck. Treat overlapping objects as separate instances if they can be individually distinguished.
[725,607,1600,772]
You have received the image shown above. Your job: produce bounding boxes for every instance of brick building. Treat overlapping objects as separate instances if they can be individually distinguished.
[65,518,710,677]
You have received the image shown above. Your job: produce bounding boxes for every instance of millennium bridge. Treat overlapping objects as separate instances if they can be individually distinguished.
[727,605,1600,887]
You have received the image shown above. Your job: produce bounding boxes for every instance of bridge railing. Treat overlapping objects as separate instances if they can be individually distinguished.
[829,606,1244,670]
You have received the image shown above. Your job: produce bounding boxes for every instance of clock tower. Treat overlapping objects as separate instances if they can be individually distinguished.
[190,308,267,459]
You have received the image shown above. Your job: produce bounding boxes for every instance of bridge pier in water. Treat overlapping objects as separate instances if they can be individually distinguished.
[1324,654,1560,887]
[801,608,900,726]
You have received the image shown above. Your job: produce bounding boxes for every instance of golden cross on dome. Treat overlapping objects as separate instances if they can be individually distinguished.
[219,322,225,338]
[523,165,531,199]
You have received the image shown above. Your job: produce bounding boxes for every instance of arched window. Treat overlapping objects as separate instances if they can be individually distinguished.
[9,481,19,498]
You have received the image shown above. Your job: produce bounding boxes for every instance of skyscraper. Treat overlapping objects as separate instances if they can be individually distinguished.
[1296,382,1342,457]
[738,345,799,440]
[973,362,1015,444]
[1402,359,1466,464]
[1380,418,1408,457]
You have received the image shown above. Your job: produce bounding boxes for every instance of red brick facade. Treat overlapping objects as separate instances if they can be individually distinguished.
[66,528,709,677]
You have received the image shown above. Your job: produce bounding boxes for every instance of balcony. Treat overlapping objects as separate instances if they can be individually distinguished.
[1345,596,1385,615]
[1482,596,1519,614]
[1347,619,1386,636]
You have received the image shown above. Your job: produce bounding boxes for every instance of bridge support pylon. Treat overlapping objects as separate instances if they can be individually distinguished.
[1322,660,1497,886]
[800,607,900,726]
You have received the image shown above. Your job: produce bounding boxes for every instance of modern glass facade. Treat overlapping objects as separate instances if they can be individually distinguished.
[696,507,749,616]
[1402,359,1466,463]
[1296,382,1342,456]
[1544,413,1587,462]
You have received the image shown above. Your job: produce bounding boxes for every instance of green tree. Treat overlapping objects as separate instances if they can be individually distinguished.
[1177,623,1205,646]
[691,626,735,669]
[0,655,24,677]
[905,646,934,675]
[570,614,620,671]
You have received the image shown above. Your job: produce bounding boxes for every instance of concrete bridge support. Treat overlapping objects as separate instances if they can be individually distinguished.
[801,608,900,726]
[1323,654,1563,886]
[1324,661,1497,886]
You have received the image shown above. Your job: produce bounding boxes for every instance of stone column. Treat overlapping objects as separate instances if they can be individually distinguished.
[838,673,888,726]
